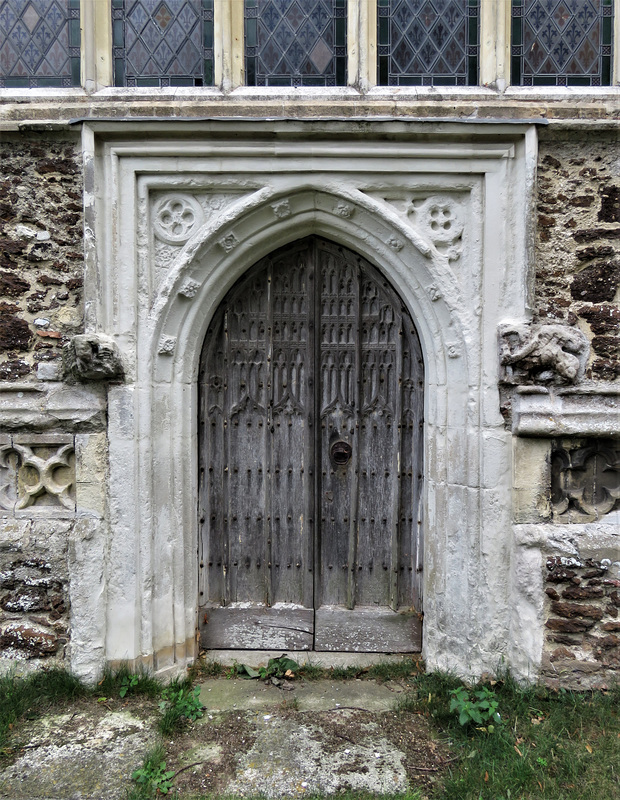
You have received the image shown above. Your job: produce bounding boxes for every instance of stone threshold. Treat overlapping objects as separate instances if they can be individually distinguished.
[202,650,420,669]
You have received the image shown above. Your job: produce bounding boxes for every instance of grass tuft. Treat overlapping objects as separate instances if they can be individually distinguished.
[97,663,161,698]
[395,672,620,800]
[365,657,423,682]
[126,742,171,800]
[157,675,203,736]
[189,658,225,679]
[0,667,88,751]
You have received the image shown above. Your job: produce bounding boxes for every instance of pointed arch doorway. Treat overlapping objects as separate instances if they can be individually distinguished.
[198,236,424,652]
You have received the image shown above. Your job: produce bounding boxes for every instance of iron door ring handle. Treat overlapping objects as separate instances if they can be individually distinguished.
[331,440,352,467]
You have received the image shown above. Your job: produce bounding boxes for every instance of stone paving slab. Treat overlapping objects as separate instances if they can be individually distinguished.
[0,710,156,800]
[224,713,409,798]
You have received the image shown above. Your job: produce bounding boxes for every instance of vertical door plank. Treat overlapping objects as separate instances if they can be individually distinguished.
[269,247,314,608]
[225,272,270,604]
[399,322,425,612]
[317,244,359,608]
[356,275,403,609]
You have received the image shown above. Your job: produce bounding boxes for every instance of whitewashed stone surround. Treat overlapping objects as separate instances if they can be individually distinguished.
[77,120,539,682]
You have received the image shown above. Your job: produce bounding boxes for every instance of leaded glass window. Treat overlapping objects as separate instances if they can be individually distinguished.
[112,0,214,87]
[377,0,480,86]
[245,0,347,87]
[0,0,80,88]
[511,0,613,85]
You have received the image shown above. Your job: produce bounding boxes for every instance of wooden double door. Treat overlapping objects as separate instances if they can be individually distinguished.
[199,237,423,651]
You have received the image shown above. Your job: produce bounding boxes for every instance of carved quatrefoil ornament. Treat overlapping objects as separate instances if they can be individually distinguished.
[413,196,464,252]
[153,194,204,245]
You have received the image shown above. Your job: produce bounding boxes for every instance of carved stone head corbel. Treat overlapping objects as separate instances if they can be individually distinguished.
[64,334,125,382]
[498,322,589,386]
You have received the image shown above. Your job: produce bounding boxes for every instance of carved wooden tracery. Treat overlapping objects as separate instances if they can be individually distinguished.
[198,236,424,651]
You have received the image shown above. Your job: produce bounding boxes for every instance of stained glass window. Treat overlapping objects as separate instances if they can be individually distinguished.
[244,0,347,87]
[0,0,80,88]
[511,0,613,85]
[112,0,214,87]
[377,0,479,86]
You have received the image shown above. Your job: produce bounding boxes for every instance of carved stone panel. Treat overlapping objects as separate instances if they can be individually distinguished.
[499,323,589,385]
[153,194,204,245]
[368,192,466,261]
[0,435,75,514]
[551,439,620,522]
[149,191,250,285]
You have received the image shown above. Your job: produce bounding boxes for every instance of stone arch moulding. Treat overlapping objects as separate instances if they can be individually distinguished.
[79,121,537,683]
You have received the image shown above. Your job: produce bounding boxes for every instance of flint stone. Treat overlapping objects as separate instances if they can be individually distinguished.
[551,601,604,620]
[0,622,58,656]
[561,586,604,600]
[545,618,596,633]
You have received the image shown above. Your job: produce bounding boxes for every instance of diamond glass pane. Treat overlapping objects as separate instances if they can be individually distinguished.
[245,0,347,87]
[511,0,613,85]
[0,0,80,88]
[377,0,479,86]
[113,0,213,86]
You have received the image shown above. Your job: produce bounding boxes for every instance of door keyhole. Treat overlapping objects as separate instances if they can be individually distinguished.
[331,440,352,467]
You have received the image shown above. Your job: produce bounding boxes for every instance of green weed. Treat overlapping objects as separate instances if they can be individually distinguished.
[130,743,176,797]
[449,685,502,729]
[158,679,203,735]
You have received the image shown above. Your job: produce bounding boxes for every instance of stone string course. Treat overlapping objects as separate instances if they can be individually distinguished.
[534,133,620,382]
[542,556,620,689]
[0,135,84,382]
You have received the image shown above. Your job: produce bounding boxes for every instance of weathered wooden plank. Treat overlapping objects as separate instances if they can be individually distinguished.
[318,245,359,609]
[200,607,314,650]
[314,606,422,652]
[269,248,314,608]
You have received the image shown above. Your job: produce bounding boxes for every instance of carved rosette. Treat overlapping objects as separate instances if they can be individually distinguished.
[551,440,620,521]
[158,335,177,355]
[178,278,201,298]
[499,323,589,385]
[332,202,354,218]
[372,193,465,261]
[218,233,239,252]
[411,196,464,260]
[0,437,75,513]
[271,199,291,218]
[153,194,204,245]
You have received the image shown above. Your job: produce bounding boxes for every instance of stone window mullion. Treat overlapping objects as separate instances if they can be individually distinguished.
[81,0,113,91]
[480,0,511,88]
